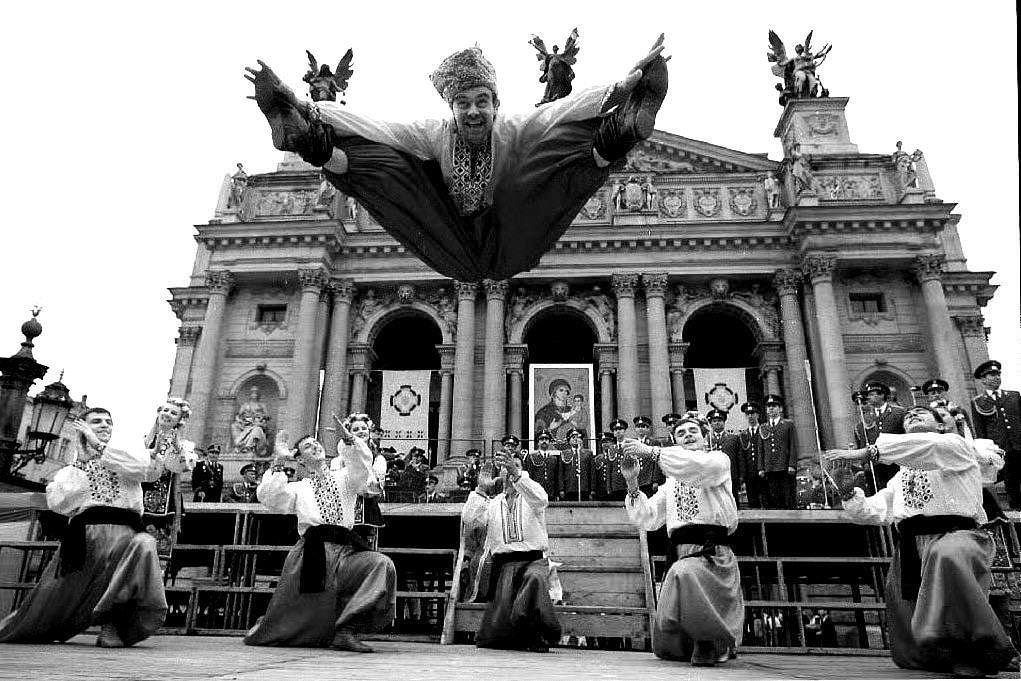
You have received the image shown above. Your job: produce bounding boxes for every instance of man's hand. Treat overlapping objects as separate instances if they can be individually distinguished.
[196,491,206,501]
[621,438,654,458]
[494,450,522,479]
[72,419,102,451]
[822,448,869,462]
[620,34,667,93]
[619,454,641,488]
[787,467,796,474]
[758,469,766,479]
[331,414,356,446]
[244,60,303,115]
[244,60,315,154]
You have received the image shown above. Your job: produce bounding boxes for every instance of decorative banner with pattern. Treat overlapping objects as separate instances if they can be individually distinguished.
[692,368,747,432]
[378,370,431,451]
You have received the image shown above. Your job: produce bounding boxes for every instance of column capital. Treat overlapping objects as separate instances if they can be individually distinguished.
[668,341,690,368]
[611,272,640,297]
[599,367,616,377]
[177,326,201,347]
[800,254,838,283]
[297,267,329,293]
[913,254,946,283]
[954,314,987,338]
[504,343,528,371]
[642,273,670,297]
[772,268,804,296]
[754,340,786,365]
[483,279,509,300]
[454,281,478,301]
[205,269,235,294]
[329,279,357,303]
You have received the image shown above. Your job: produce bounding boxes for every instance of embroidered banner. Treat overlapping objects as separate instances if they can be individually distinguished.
[378,370,431,452]
[692,368,747,432]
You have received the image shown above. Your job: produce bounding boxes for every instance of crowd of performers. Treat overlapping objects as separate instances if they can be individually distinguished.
[2,358,1018,676]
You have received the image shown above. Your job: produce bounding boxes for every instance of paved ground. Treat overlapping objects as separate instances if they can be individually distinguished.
[0,636,1002,680]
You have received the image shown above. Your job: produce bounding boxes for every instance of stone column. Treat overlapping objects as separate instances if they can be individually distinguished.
[349,370,369,414]
[642,273,672,438]
[169,326,201,398]
[288,267,328,436]
[914,255,967,406]
[187,270,233,445]
[668,342,690,414]
[599,368,615,431]
[450,282,478,457]
[612,273,640,420]
[345,345,375,415]
[773,268,820,453]
[504,344,528,438]
[801,286,834,447]
[436,345,456,461]
[481,280,509,445]
[317,280,356,445]
[955,314,989,396]
[802,255,853,447]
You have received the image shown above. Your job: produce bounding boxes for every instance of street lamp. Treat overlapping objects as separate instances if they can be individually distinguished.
[8,375,75,475]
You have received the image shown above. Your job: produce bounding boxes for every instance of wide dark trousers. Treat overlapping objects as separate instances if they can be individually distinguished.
[476,554,561,650]
[325,119,610,282]
[0,524,166,645]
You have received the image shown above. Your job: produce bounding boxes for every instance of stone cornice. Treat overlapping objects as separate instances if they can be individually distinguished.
[942,271,999,307]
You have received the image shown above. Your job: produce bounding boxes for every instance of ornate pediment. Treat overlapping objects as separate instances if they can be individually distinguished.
[625,133,780,176]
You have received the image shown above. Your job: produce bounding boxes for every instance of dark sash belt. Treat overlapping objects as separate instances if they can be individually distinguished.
[300,524,370,593]
[670,524,732,561]
[59,506,145,577]
[895,514,977,600]
[490,550,545,570]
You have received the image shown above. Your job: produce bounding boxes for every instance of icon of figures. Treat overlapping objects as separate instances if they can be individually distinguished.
[788,143,814,195]
[227,163,247,209]
[231,386,270,458]
[764,172,781,209]
[534,378,582,442]
[529,28,580,107]
[892,140,921,190]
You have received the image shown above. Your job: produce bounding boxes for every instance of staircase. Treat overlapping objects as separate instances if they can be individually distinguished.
[442,502,657,647]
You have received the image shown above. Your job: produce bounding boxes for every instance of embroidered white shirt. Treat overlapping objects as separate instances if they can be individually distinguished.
[462,471,549,555]
[842,432,992,526]
[625,448,738,534]
[256,439,373,535]
[46,442,190,517]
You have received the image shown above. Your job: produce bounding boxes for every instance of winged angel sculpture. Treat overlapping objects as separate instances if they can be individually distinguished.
[528,28,580,107]
[767,30,831,106]
[303,49,354,103]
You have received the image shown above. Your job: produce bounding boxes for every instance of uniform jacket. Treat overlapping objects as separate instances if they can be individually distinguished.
[191,461,223,496]
[708,430,742,486]
[559,447,594,498]
[759,418,797,472]
[972,390,1021,451]
[854,403,907,447]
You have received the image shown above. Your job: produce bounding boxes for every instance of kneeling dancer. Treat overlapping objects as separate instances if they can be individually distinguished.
[825,405,1018,677]
[463,438,561,651]
[621,412,743,666]
[0,407,188,647]
[244,420,396,652]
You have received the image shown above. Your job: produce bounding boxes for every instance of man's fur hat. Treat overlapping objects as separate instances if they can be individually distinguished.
[429,46,498,103]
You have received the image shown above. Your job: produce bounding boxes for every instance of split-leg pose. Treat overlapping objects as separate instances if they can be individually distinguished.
[0,405,191,647]
[244,417,396,652]
[825,406,1018,677]
[621,412,743,666]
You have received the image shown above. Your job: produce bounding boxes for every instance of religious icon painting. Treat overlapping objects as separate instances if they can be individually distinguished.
[529,364,595,449]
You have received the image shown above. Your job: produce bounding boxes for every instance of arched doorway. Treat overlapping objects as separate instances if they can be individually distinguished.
[521,307,599,441]
[859,369,913,408]
[682,304,760,411]
[365,311,442,458]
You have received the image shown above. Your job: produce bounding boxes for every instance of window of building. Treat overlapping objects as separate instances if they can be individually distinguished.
[848,292,886,315]
[256,304,287,324]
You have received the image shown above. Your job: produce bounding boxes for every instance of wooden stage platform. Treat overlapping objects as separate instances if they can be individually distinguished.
[0,635,966,680]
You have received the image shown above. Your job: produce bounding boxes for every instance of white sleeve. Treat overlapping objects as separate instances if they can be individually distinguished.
[313,102,444,160]
[972,439,1006,484]
[45,465,89,516]
[461,490,491,528]
[876,432,975,472]
[505,84,611,140]
[658,447,731,487]
[510,471,548,512]
[154,439,198,476]
[337,438,373,492]
[255,470,297,514]
[100,446,154,481]
[625,485,668,531]
[841,485,896,526]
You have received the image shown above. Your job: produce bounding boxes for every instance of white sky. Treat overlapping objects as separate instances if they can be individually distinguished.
[0,1,1017,447]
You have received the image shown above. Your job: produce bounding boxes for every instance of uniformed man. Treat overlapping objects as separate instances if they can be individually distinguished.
[632,416,661,495]
[853,381,907,489]
[759,395,797,509]
[524,430,561,498]
[706,409,742,503]
[191,443,224,502]
[971,360,1021,509]
[660,413,684,446]
[227,463,260,503]
[559,428,594,501]
[457,448,483,491]
[922,378,973,436]
[594,430,628,501]
[737,403,763,508]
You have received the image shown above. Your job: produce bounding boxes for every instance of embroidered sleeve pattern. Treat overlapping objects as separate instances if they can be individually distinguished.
[311,473,344,525]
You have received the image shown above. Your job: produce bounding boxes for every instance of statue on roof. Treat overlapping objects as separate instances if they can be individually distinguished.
[528,28,580,107]
[303,49,354,104]
[767,30,831,106]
